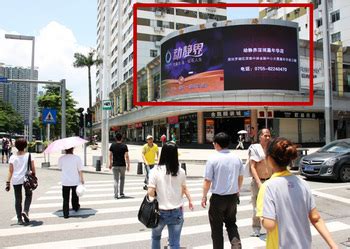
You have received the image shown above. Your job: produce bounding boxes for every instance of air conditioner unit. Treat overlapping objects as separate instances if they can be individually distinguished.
[155,11,164,17]
[155,41,161,47]
[154,26,163,32]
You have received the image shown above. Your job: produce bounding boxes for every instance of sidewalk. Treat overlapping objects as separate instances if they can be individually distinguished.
[30,143,320,178]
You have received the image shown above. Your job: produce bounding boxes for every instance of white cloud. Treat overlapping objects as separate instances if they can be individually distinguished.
[0,21,96,110]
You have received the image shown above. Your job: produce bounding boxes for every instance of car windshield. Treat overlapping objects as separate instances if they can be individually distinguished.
[319,141,350,153]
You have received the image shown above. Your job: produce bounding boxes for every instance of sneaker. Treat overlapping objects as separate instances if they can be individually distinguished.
[73,205,80,212]
[17,219,24,225]
[250,229,261,237]
[120,194,125,198]
[21,212,30,223]
[231,237,242,249]
[143,185,148,190]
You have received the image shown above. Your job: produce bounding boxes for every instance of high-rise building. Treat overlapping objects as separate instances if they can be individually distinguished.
[258,0,350,46]
[0,65,38,123]
[95,0,227,108]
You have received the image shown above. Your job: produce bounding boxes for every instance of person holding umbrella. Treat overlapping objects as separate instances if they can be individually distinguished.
[45,137,88,219]
[58,147,84,219]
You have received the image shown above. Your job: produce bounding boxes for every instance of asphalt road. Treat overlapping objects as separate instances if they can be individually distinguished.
[0,164,349,249]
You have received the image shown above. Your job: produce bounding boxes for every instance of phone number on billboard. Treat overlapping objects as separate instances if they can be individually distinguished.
[254,66,288,72]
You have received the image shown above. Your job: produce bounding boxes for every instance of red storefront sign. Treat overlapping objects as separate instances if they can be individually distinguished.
[168,116,179,124]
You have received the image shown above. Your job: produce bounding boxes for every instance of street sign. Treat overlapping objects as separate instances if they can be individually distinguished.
[42,108,57,124]
[102,100,112,110]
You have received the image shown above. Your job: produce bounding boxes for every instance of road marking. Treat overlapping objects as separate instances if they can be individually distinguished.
[312,190,350,204]
[3,219,251,248]
[313,184,350,191]
[193,221,350,249]
[12,203,252,220]
[41,187,205,200]
[5,221,349,249]
[31,194,251,209]
[56,178,205,185]
[3,212,247,237]
[49,181,204,189]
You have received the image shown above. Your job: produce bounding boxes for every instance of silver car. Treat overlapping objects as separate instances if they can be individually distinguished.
[299,138,350,182]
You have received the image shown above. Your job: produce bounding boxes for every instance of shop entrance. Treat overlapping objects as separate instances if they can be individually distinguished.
[214,118,245,144]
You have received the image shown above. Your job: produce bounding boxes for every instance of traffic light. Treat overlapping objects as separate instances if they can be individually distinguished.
[85,112,92,128]
[77,108,84,128]
[79,113,84,128]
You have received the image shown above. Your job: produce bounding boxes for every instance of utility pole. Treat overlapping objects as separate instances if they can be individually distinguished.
[101,0,111,169]
[321,0,334,143]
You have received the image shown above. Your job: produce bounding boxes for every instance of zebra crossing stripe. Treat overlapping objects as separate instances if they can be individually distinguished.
[39,187,205,200]
[4,221,349,249]
[312,190,350,204]
[30,194,251,209]
[2,214,250,237]
[56,179,206,184]
[193,221,350,249]
[50,180,205,189]
[12,203,253,220]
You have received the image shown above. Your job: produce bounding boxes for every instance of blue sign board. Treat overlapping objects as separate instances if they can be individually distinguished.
[42,108,57,124]
[0,77,9,83]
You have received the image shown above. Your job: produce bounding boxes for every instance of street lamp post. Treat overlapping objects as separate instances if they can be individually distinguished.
[321,0,334,143]
[5,34,35,142]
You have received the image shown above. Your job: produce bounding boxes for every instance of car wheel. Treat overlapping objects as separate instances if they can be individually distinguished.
[339,166,350,182]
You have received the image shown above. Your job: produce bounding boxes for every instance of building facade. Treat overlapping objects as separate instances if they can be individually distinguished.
[259,0,350,47]
[0,65,38,123]
[93,2,350,146]
[95,0,227,119]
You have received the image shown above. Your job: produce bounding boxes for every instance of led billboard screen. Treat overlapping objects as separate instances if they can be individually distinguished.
[161,24,299,98]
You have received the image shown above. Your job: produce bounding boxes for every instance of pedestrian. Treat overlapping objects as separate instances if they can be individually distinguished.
[160,134,166,146]
[249,127,257,143]
[171,132,176,144]
[2,137,10,163]
[5,138,35,225]
[142,135,159,190]
[235,134,244,150]
[257,137,338,249]
[109,132,130,199]
[58,147,84,219]
[249,128,272,237]
[201,132,244,249]
[147,142,193,249]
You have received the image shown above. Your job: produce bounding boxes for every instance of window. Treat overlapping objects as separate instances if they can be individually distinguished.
[150,49,158,57]
[316,18,322,28]
[331,32,341,43]
[313,0,321,9]
[331,10,340,23]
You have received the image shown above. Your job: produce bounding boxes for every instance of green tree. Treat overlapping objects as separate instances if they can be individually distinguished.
[37,86,79,139]
[73,51,102,111]
[73,51,102,142]
[0,100,23,134]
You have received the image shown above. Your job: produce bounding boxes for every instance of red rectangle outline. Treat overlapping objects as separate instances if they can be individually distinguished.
[133,3,314,107]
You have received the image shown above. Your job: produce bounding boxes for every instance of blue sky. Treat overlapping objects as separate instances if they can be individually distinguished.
[0,0,258,109]
[0,0,97,47]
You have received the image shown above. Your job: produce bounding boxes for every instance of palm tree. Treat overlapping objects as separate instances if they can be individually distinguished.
[73,51,102,141]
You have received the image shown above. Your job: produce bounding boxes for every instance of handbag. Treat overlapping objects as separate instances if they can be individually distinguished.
[138,194,160,228]
[23,154,38,191]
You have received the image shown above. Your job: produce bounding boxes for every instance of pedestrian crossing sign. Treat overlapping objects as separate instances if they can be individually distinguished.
[42,108,57,124]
